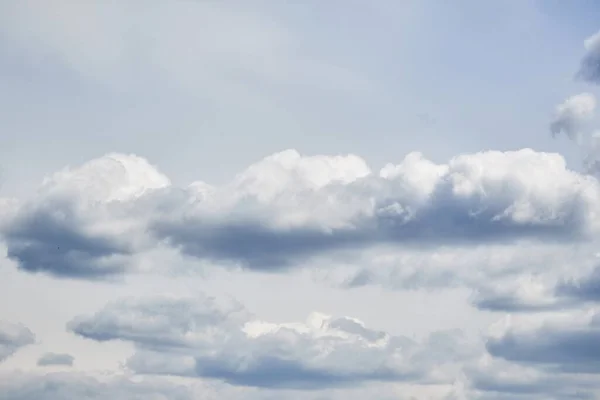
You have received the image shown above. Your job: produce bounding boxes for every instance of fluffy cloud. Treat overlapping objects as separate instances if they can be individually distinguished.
[156,149,600,271]
[577,30,600,85]
[68,294,474,390]
[37,353,74,367]
[3,148,599,280]
[549,93,596,141]
[0,321,34,362]
[1,153,170,279]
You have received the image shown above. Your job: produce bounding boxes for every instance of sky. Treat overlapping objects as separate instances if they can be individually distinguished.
[2,1,600,399]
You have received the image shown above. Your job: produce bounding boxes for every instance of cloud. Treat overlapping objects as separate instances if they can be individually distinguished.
[471,275,573,312]
[0,321,34,363]
[3,148,599,280]
[68,294,473,390]
[466,356,599,399]
[37,352,74,367]
[155,149,599,273]
[1,153,170,279]
[471,260,600,313]
[549,93,596,141]
[486,310,600,373]
[577,30,600,85]
[556,265,600,302]
[0,372,196,400]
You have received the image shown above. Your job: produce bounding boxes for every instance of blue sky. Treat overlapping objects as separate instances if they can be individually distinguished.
[2,0,599,193]
[3,1,600,399]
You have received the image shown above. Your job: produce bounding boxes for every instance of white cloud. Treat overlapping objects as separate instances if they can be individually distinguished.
[3,148,598,282]
[1,153,169,278]
[68,293,475,390]
[550,93,596,142]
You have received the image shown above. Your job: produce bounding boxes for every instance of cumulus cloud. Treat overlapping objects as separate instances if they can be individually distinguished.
[0,321,34,362]
[549,93,596,141]
[1,153,170,279]
[577,30,600,85]
[156,149,600,272]
[3,148,599,280]
[37,352,74,367]
[68,294,473,390]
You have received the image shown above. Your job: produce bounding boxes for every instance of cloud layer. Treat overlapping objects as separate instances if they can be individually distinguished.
[2,148,598,282]
[68,293,472,390]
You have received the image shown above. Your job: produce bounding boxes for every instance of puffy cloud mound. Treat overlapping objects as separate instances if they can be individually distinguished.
[3,148,599,278]
[37,352,74,367]
[1,153,170,279]
[549,93,596,141]
[155,149,600,271]
[68,294,473,390]
[577,30,600,85]
[0,321,35,362]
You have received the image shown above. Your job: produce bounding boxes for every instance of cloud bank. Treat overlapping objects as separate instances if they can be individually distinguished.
[2,148,598,281]
[68,293,472,390]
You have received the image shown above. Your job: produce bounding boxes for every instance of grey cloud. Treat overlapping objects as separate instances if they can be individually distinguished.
[472,294,564,313]
[0,153,169,280]
[154,151,592,271]
[486,314,600,373]
[556,266,600,302]
[0,372,195,400]
[0,321,35,362]
[37,352,74,367]
[471,282,570,313]
[577,30,600,85]
[473,265,600,313]
[155,209,581,273]
[468,367,598,400]
[4,201,131,279]
[5,149,597,279]
[68,294,471,390]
